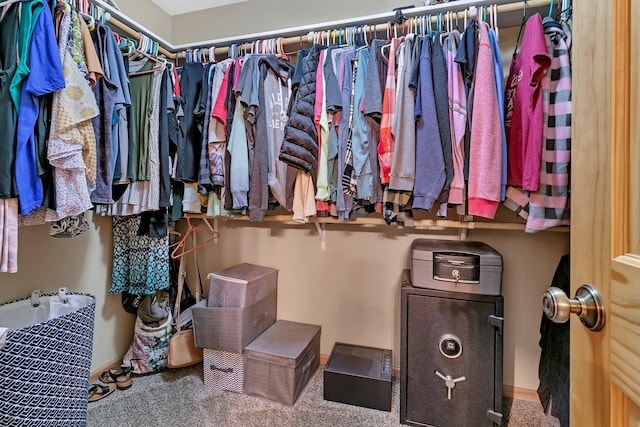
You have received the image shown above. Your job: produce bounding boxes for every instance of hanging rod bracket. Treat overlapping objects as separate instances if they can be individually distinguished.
[314,222,326,252]
[392,6,413,24]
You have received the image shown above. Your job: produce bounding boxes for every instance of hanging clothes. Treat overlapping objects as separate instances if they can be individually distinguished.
[0,199,18,273]
[46,9,98,223]
[487,27,508,202]
[174,61,204,182]
[15,3,65,215]
[413,36,445,212]
[90,23,120,205]
[431,33,454,217]
[390,34,416,193]
[249,56,294,221]
[110,214,169,295]
[446,30,467,208]
[336,47,356,221]
[362,39,387,210]
[525,21,572,232]
[266,58,294,208]
[454,18,477,191]
[279,44,323,179]
[505,13,551,191]
[467,22,503,220]
[207,58,233,190]
[350,48,371,201]
[196,62,216,193]
[0,5,20,199]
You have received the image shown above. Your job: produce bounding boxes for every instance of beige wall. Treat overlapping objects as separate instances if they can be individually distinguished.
[171,0,422,44]
[0,212,135,371]
[190,220,569,391]
[118,0,173,43]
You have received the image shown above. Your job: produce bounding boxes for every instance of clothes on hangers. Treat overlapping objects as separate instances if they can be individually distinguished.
[1,2,574,277]
[502,12,572,232]
[176,12,538,223]
[505,13,551,192]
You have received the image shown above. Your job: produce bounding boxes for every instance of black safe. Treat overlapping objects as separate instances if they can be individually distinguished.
[400,270,504,426]
[324,343,393,412]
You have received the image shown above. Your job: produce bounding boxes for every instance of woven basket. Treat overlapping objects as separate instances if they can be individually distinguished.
[0,289,96,427]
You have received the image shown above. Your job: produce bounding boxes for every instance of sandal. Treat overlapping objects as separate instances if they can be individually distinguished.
[88,383,116,402]
[99,365,134,390]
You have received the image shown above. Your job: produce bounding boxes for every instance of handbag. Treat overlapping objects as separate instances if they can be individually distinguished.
[121,291,144,314]
[166,243,203,369]
[123,294,172,374]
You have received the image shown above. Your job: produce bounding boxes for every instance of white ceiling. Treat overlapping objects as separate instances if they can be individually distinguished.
[150,0,248,16]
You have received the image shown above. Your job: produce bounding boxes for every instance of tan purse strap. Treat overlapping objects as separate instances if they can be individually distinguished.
[173,232,204,332]
[173,255,186,332]
[192,232,202,304]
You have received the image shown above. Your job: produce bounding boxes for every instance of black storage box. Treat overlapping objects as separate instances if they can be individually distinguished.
[324,343,393,412]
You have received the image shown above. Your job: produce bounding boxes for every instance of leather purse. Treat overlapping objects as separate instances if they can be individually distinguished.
[166,248,203,369]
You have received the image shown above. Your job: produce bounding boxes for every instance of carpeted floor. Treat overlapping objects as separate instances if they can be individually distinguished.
[87,364,548,426]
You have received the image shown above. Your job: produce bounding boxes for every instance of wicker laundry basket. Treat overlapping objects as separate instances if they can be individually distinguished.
[0,289,96,427]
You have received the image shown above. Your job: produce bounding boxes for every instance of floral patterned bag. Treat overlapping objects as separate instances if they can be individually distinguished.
[123,301,172,374]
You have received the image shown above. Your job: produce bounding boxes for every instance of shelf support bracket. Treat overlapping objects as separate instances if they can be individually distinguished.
[458,215,475,241]
[314,222,326,251]
[200,217,219,244]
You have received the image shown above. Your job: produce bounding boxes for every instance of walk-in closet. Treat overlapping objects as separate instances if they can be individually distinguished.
[0,0,636,426]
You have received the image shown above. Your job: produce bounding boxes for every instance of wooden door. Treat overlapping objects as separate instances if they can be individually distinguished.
[572,0,640,425]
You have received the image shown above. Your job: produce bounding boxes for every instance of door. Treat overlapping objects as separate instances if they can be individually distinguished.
[572,0,640,425]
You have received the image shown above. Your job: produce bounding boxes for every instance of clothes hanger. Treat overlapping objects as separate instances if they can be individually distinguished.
[513,0,527,56]
[493,4,499,41]
[129,35,166,76]
[129,50,165,76]
[0,0,31,8]
[170,216,218,260]
[543,0,562,30]
[78,10,95,31]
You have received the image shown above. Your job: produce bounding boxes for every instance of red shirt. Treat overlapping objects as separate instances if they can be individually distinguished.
[505,13,550,191]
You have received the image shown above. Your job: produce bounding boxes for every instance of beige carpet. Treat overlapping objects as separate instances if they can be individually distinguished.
[87,364,548,426]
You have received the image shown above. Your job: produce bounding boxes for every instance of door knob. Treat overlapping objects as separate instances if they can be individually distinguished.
[542,284,605,331]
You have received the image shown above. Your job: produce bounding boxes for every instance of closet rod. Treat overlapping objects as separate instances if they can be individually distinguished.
[172,0,549,59]
[89,0,548,61]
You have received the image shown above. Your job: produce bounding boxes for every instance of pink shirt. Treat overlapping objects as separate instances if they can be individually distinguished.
[504,13,550,191]
[468,23,503,219]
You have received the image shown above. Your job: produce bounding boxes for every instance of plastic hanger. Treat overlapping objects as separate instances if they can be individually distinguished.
[170,216,218,260]
[78,10,95,31]
[0,0,31,8]
[513,0,527,55]
[493,4,499,41]
[129,35,166,77]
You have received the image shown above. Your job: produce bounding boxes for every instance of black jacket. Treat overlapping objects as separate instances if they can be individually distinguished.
[279,44,323,180]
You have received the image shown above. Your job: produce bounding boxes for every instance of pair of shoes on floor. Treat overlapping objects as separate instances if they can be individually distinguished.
[88,361,137,402]
[99,363,135,390]
[87,383,116,402]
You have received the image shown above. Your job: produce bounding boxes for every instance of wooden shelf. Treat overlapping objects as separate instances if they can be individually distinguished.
[185,213,570,233]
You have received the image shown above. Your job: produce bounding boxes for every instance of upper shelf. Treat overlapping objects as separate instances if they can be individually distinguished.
[186,211,570,233]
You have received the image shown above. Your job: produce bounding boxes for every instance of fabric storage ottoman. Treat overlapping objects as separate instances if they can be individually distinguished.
[203,348,246,393]
[192,263,278,353]
[324,343,393,411]
[244,320,321,405]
